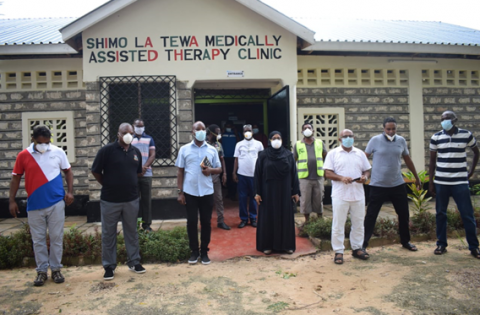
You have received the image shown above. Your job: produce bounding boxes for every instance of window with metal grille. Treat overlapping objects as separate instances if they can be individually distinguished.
[297,108,345,150]
[100,76,177,166]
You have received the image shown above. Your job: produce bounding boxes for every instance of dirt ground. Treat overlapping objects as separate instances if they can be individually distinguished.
[1,238,480,315]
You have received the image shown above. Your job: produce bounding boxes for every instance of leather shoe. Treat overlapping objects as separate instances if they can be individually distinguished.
[238,220,248,228]
[217,222,231,230]
[250,219,257,228]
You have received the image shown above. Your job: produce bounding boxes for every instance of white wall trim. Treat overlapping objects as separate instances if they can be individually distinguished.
[0,44,78,55]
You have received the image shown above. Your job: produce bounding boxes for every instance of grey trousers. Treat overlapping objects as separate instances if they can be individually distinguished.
[28,200,65,272]
[299,178,324,214]
[138,176,152,228]
[100,198,141,269]
[213,175,225,223]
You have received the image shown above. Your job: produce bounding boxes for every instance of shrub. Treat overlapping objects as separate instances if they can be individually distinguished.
[372,218,398,239]
[0,224,34,269]
[411,211,436,234]
[302,216,332,239]
[139,227,190,263]
[446,208,464,231]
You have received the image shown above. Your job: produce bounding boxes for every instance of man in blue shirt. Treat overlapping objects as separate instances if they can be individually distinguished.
[132,119,156,231]
[222,120,239,200]
[176,121,222,265]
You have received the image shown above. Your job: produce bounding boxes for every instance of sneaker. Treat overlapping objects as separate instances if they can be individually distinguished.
[103,267,115,280]
[34,272,48,286]
[129,264,146,274]
[51,270,65,284]
[201,252,211,265]
[188,251,200,264]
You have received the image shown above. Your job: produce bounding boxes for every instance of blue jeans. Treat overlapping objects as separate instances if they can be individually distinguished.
[238,174,257,221]
[435,183,479,250]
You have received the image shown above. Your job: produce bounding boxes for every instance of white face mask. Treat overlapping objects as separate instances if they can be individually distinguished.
[216,135,222,141]
[303,128,313,138]
[36,143,50,153]
[123,133,133,145]
[134,127,145,135]
[244,131,253,140]
[386,134,396,141]
[271,139,282,149]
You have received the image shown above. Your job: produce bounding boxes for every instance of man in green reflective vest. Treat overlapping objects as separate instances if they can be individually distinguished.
[293,123,328,225]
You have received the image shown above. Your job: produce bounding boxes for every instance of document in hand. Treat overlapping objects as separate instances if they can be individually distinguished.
[200,156,213,168]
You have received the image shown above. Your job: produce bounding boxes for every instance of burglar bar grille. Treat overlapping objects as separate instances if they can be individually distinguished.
[99,76,177,166]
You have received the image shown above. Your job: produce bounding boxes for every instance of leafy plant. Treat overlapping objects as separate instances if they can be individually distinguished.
[372,218,399,239]
[402,170,429,185]
[407,183,432,214]
[470,183,480,195]
[267,302,289,313]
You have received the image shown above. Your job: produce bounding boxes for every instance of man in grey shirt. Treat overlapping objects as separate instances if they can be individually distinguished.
[363,117,421,254]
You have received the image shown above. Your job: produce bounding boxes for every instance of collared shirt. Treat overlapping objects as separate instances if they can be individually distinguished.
[221,131,237,157]
[293,138,328,180]
[131,132,155,177]
[12,143,71,211]
[430,127,477,185]
[91,141,143,203]
[323,146,371,201]
[175,140,221,197]
[365,133,409,187]
[234,139,264,177]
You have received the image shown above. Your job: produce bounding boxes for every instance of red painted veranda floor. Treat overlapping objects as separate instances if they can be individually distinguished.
[208,198,317,262]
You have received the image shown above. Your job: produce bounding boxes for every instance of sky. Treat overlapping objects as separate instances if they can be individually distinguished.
[1,0,480,31]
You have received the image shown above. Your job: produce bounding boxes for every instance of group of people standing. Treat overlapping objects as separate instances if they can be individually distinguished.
[8,111,479,286]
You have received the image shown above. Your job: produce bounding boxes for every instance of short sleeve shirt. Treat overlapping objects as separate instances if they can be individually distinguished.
[221,131,237,157]
[131,132,155,177]
[91,142,143,203]
[175,141,221,197]
[234,139,264,177]
[323,146,371,201]
[365,134,409,187]
[430,128,477,185]
[293,139,328,180]
[12,143,71,211]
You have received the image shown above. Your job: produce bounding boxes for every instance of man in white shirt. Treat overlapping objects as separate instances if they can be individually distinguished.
[324,129,371,265]
[233,124,264,228]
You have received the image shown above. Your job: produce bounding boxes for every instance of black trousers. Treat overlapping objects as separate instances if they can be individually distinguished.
[363,184,411,248]
[184,193,214,252]
[224,157,237,198]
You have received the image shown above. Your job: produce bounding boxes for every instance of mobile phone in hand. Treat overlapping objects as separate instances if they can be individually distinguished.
[351,177,361,182]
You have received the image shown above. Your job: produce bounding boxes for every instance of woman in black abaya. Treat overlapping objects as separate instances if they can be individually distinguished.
[254,131,300,255]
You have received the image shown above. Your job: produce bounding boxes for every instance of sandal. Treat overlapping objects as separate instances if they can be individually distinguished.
[402,242,418,251]
[434,245,447,255]
[471,248,480,259]
[352,249,370,260]
[334,253,344,265]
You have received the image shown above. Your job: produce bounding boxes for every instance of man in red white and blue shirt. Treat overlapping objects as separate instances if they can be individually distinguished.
[9,125,74,286]
[429,110,480,259]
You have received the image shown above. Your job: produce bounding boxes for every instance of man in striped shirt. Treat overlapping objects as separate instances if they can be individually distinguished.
[429,111,480,259]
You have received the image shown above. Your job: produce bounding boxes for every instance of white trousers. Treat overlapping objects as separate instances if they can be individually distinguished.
[331,198,365,254]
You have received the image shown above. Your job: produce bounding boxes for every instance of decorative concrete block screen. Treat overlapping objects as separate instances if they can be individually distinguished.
[297,68,409,87]
[422,70,480,87]
[297,108,346,150]
[21,111,76,163]
[0,70,85,91]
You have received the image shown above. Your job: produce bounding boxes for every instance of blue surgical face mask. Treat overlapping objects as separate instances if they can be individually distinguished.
[253,128,259,134]
[342,137,354,148]
[441,119,453,131]
[195,130,206,141]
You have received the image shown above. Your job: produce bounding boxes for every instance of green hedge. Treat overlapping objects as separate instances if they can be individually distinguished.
[0,225,190,269]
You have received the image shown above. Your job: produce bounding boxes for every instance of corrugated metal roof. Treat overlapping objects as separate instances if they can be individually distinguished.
[290,18,480,46]
[0,18,76,45]
[1,16,480,47]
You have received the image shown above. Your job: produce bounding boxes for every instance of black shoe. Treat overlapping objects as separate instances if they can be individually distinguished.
[103,267,115,280]
[250,219,257,228]
[51,270,65,283]
[143,226,153,232]
[129,264,146,274]
[238,220,248,228]
[217,222,231,230]
[34,272,48,286]
[201,252,211,265]
[188,251,200,264]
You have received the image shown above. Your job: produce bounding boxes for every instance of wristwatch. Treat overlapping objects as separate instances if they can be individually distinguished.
[177,189,183,194]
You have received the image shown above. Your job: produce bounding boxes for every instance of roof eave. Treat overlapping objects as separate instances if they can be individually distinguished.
[59,0,138,44]
[235,0,315,45]
[0,44,79,55]
[304,41,480,55]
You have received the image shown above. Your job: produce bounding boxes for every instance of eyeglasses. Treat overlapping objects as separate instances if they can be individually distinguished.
[341,135,354,138]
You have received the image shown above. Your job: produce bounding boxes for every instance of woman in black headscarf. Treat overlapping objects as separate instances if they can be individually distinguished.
[254,131,300,254]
